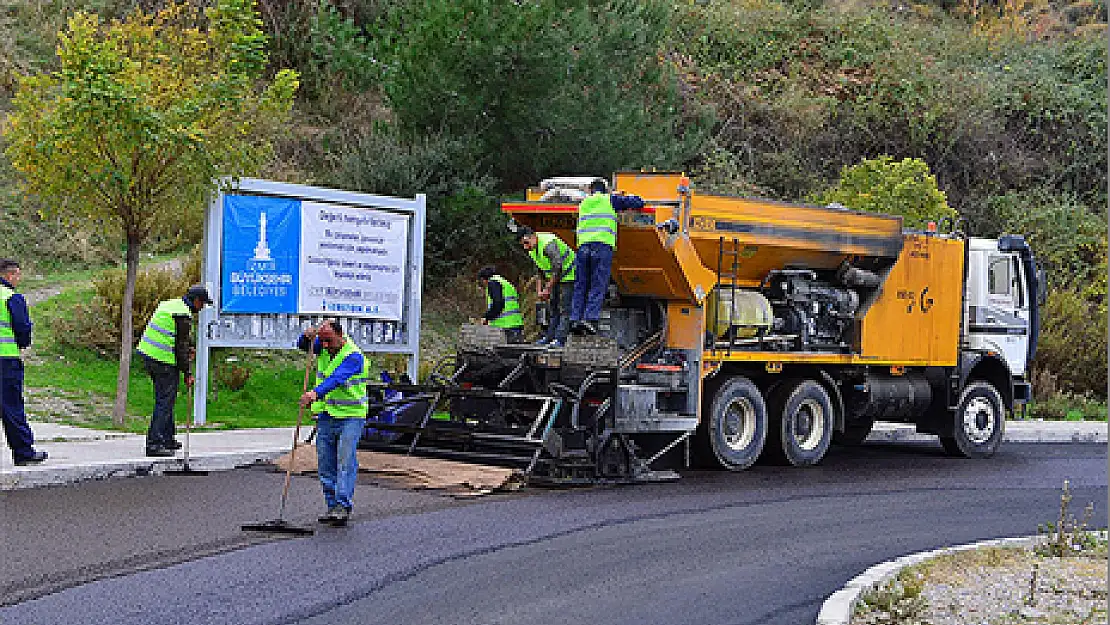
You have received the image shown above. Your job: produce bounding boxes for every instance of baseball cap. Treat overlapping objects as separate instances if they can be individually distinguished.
[185,284,214,304]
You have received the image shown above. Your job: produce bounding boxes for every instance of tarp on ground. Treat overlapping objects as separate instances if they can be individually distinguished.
[271,444,521,497]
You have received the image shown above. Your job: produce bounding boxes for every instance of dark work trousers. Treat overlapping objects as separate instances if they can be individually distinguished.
[142,355,180,448]
[0,357,36,461]
[543,280,574,342]
[570,242,614,323]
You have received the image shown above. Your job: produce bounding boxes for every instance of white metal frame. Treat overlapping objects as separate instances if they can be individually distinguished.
[193,178,426,424]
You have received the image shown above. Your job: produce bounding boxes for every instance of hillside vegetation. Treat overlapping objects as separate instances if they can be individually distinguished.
[0,0,1105,407]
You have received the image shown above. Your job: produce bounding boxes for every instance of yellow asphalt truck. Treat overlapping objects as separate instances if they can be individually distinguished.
[366,172,1042,483]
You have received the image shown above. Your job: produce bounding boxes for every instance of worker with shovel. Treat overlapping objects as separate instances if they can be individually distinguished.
[297,319,369,527]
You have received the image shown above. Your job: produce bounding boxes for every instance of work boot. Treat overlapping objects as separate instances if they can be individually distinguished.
[145,446,175,457]
[326,507,351,527]
[581,321,598,335]
[318,506,342,524]
[13,451,48,466]
[166,439,183,450]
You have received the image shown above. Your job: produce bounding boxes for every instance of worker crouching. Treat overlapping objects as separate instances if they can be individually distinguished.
[477,266,524,343]
[297,320,370,527]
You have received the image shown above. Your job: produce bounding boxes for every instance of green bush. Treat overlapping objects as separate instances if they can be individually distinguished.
[371,0,703,189]
[318,123,513,281]
[53,247,202,355]
[811,155,954,226]
[1032,289,1107,399]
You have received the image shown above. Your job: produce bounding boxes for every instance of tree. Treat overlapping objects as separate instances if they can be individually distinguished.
[811,156,955,227]
[3,0,298,424]
[372,0,703,189]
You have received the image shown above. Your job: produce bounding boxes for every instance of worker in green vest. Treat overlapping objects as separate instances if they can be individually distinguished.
[0,258,46,465]
[570,178,644,335]
[517,226,575,347]
[297,319,369,527]
[477,266,524,343]
[136,285,212,457]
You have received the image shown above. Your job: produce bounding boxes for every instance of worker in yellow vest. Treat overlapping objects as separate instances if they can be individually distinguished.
[297,319,369,527]
[0,258,46,465]
[570,179,644,335]
[517,226,575,347]
[136,285,212,457]
[477,266,524,343]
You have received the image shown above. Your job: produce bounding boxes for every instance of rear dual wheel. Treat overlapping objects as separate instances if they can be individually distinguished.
[700,377,767,471]
[764,379,834,467]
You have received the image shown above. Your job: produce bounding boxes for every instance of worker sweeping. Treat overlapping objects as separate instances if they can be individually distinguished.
[297,319,369,527]
[517,226,575,348]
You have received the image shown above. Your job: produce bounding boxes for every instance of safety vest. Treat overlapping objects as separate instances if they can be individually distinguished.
[0,285,19,358]
[137,298,192,365]
[311,338,370,418]
[576,193,617,249]
[487,275,523,329]
[528,233,576,283]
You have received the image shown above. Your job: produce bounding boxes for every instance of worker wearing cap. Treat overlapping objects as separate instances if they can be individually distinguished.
[297,319,369,527]
[477,266,524,343]
[136,284,212,457]
[0,258,47,466]
[570,179,644,335]
[517,227,575,347]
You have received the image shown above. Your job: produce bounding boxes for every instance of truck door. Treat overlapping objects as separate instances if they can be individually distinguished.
[970,252,1030,376]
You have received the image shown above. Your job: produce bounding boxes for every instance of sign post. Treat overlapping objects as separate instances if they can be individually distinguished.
[194,178,426,425]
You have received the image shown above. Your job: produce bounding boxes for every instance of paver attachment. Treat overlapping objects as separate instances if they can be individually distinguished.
[362,326,682,485]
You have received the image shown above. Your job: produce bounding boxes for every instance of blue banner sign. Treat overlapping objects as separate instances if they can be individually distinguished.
[221,195,301,313]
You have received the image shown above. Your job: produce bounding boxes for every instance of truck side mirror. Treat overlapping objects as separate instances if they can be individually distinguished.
[1036,267,1047,306]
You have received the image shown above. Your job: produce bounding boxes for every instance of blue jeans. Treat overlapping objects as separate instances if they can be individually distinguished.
[316,413,366,510]
[543,280,574,342]
[570,242,614,322]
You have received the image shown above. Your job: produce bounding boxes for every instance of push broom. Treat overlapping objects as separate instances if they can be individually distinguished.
[164,385,208,476]
[242,348,316,536]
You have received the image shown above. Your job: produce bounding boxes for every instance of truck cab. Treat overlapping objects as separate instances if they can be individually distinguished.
[963,235,1042,408]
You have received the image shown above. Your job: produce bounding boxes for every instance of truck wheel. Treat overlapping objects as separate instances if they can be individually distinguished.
[701,376,767,470]
[765,380,833,466]
[940,381,1004,458]
[833,419,874,446]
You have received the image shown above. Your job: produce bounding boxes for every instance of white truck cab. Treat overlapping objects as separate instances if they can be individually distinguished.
[964,235,1043,408]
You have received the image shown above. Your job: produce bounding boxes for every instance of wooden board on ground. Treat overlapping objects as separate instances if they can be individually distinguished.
[271,444,521,497]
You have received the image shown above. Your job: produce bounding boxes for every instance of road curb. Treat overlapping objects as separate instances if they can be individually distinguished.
[0,449,287,490]
[815,535,1042,625]
[869,421,1107,444]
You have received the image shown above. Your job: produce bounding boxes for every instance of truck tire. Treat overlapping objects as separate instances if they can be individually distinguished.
[700,376,767,470]
[833,419,874,446]
[765,379,834,466]
[940,381,1004,458]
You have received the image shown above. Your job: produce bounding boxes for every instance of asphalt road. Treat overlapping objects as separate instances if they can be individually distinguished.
[1,442,1105,625]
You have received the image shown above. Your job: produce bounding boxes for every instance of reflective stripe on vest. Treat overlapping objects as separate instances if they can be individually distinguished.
[487,275,523,329]
[576,193,617,249]
[0,285,19,358]
[137,298,192,365]
[528,233,576,283]
[311,338,369,418]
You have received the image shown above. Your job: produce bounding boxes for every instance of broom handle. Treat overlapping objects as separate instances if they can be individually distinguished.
[279,344,316,519]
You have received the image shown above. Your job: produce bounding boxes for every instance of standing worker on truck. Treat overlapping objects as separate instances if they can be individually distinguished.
[137,285,212,457]
[297,319,369,527]
[0,259,47,466]
[517,226,575,347]
[477,266,525,343]
[570,179,643,335]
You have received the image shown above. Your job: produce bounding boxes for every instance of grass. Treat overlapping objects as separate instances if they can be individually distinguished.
[20,266,475,432]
